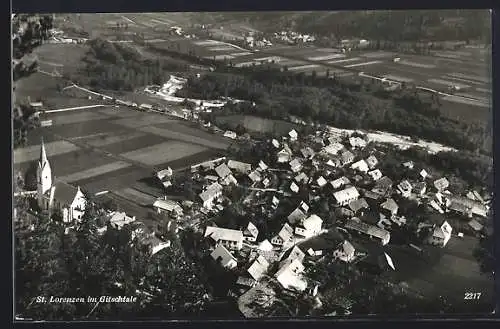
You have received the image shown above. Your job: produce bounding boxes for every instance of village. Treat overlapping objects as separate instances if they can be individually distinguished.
[18,113,493,316]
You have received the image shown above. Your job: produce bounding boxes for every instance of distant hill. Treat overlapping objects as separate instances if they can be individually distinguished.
[188,10,491,43]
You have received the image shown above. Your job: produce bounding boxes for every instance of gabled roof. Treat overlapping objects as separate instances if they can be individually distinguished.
[204,226,244,243]
[323,142,344,155]
[153,199,182,212]
[288,244,306,260]
[288,129,298,139]
[258,239,274,251]
[317,176,328,187]
[302,214,323,231]
[248,170,262,182]
[258,160,269,171]
[381,198,399,213]
[366,155,378,168]
[331,176,350,188]
[248,255,269,281]
[215,163,232,178]
[368,169,382,181]
[351,159,369,172]
[349,198,369,213]
[199,182,223,202]
[288,207,307,224]
[228,160,252,173]
[244,222,259,238]
[277,223,294,242]
[53,180,81,206]
[211,244,237,266]
[340,240,355,258]
[333,186,360,203]
[300,147,315,159]
[375,176,393,189]
[340,150,354,163]
[294,172,308,183]
[434,177,449,191]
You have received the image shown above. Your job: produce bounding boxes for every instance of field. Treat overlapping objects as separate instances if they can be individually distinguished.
[14,104,231,219]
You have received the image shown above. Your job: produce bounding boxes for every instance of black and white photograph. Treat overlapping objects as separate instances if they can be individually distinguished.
[12,10,495,320]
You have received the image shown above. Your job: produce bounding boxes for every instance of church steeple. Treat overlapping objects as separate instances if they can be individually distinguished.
[37,137,52,204]
[39,137,48,169]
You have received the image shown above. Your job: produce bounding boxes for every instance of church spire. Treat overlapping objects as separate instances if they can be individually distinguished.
[40,137,48,167]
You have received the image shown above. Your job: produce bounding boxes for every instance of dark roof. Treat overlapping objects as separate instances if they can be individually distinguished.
[349,198,369,213]
[53,179,80,205]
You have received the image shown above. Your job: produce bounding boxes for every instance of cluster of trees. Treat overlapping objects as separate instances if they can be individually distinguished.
[176,67,491,155]
[207,10,491,44]
[12,14,54,149]
[70,38,190,91]
[15,203,210,320]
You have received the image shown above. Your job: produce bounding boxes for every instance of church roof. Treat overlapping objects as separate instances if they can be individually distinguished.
[39,138,49,169]
[53,179,80,206]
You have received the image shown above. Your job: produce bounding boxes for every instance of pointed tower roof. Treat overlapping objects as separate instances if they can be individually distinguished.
[39,137,49,168]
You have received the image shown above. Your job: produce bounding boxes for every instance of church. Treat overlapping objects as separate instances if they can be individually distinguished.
[37,138,87,223]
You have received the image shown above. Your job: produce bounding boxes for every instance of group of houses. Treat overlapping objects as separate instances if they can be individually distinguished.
[190,126,491,306]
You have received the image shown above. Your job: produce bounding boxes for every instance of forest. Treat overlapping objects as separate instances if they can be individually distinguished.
[15,201,210,320]
[12,14,53,149]
[176,66,491,156]
[69,38,191,91]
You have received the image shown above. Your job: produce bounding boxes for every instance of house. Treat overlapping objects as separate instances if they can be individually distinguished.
[243,222,259,242]
[326,157,342,168]
[397,180,413,198]
[402,161,414,169]
[271,223,294,246]
[288,207,307,224]
[228,160,252,174]
[468,219,484,232]
[446,195,488,218]
[367,169,382,181]
[300,147,315,159]
[413,182,427,196]
[420,169,429,179]
[248,170,262,183]
[434,177,449,192]
[215,163,232,179]
[272,139,280,148]
[281,245,306,264]
[334,186,360,206]
[294,172,309,184]
[333,240,356,263]
[429,199,445,214]
[349,136,367,149]
[205,226,244,250]
[348,198,369,214]
[344,220,391,245]
[364,190,382,204]
[211,244,238,269]
[289,158,303,173]
[295,214,323,238]
[109,211,136,230]
[275,258,307,292]
[290,182,300,193]
[316,176,328,187]
[247,255,270,281]
[299,201,309,212]
[277,147,292,163]
[156,167,173,181]
[271,196,280,209]
[380,198,399,216]
[236,276,256,288]
[143,236,171,256]
[331,176,351,189]
[153,198,183,216]
[340,150,355,166]
[199,182,223,209]
[221,174,238,186]
[258,239,274,251]
[36,139,87,223]
[258,160,269,171]
[288,129,298,141]
[372,176,393,196]
[262,177,271,188]
[323,142,344,155]
[427,221,452,247]
[223,130,237,139]
[350,159,369,173]
[366,155,378,169]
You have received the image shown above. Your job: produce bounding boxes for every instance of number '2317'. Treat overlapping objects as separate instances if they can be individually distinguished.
[464,292,481,300]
